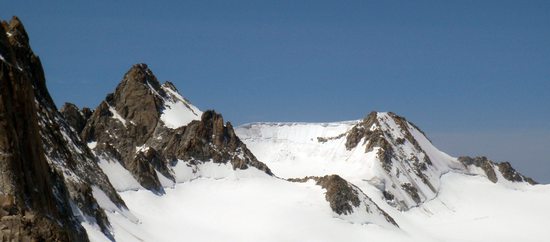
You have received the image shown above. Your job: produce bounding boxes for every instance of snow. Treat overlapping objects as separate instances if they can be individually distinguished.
[108,106,127,127]
[92,171,550,242]
[160,85,202,129]
[393,173,550,242]
[84,112,550,241]
[236,113,487,209]
[87,141,98,149]
[97,157,143,191]
[103,176,408,242]
[91,186,138,222]
[235,121,370,179]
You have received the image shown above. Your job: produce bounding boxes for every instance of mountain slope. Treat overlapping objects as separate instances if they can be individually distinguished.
[2,16,548,242]
[0,16,397,239]
[72,64,398,241]
[78,64,272,193]
[236,111,537,210]
[0,17,129,241]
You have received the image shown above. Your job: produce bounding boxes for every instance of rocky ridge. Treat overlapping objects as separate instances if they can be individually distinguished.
[75,64,272,193]
[0,16,541,241]
[0,17,127,241]
[333,111,536,209]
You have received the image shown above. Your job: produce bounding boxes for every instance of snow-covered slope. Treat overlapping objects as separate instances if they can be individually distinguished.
[3,16,548,242]
[160,82,202,129]
[91,172,550,242]
[72,64,397,240]
[236,112,537,210]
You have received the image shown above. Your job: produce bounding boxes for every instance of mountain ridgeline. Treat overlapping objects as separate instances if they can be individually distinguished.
[0,17,540,241]
[0,16,125,241]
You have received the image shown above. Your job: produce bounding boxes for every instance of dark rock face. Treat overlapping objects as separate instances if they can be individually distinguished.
[1,17,126,241]
[81,64,272,192]
[60,102,92,134]
[458,156,537,185]
[458,156,498,183]
[315,175,361,215]
[289,175,398,226]
[497,162,537,184]
[162,111,272,174]
[0,16,86,241]
[401,183,421,204]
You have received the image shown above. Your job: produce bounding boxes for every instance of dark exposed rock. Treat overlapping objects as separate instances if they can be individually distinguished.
[317,133,346,143]
[316,175,361,215]
[81,64,272,192]
[458,156,537,185]
[387,112,432,165]
[382,191,395,201]
[60,102,91,134]
[129,149,165,193]
[497,161,537,185]
[345,112,378,150]
[0,16,87,241]
[458,156,498,183]
[401,183,421,204]
[164,111,272,174]
[288,175,398,226]
[1,16,127,241]
[291,175,361,215]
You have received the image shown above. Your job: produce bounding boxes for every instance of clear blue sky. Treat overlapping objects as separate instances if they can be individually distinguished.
[2,0,549,182]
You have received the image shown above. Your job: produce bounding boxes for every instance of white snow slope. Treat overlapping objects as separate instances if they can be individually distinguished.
[84,112,550,242]
[160,83,202,129]
[234,113,550,242]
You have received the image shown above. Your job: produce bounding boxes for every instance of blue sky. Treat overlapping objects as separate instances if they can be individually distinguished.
[2,0,549,182]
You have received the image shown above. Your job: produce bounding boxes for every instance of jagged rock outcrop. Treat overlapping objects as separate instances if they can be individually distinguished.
[60,102,92,134]
[289,175,398,227]
[1,17,127,241]
[0,16,85,241]
[81,64,272,192]
[458,156,537,185]
[341,112,538,209]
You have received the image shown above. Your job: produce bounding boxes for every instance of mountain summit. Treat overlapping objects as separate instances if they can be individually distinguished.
[74,63,272,193]
[1,17,548,242]
[236,111,537,210]
[1,16,126,241]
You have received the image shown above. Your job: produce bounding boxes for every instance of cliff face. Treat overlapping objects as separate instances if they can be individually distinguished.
[0,17,126,241]
[0,16,86,241]
[80,64,272,193]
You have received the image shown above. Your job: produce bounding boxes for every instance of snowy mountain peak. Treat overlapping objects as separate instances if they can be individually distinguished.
[79,64,271,194]
[1,17,127,241]
[2,16,547,242]
[236,111,536,211]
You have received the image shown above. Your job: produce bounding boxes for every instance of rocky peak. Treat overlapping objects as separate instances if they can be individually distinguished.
[82,64,271,193]
[342,112,438,209]
[109,64,164,138]
[60,102,92,134]
[458,156,537,185]
[1,17,84,241]
[1,17,53,107]
[342,111,537,210]
[1,17,129,241]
